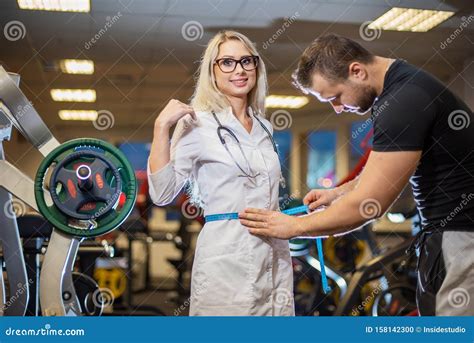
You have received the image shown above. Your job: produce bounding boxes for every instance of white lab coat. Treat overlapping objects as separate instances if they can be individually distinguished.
[147,107,295,316]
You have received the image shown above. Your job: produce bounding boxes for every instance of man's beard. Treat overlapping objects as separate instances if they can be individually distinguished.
[347,84,377,115]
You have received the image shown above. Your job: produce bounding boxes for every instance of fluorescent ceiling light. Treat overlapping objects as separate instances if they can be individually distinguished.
[265,95,309,109]
[369,7,455,32]
[387,212,407,223]
[51,89,96,102]
[59,59,94,75]
[17,0,90,12]
[59,110,98,121]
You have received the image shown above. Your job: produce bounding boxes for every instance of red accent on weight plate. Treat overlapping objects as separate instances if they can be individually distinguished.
[80,202,96,211]
[67,179,77,198]
[96,173,104,189]
[118,192,126,207]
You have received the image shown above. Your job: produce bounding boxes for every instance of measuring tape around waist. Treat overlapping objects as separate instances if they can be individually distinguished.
[204,205,331,294]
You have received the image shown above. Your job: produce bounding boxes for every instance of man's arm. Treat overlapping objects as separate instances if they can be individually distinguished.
[297,150,421,237]
[336,176,359,196]
[303,175,359,210]
[239,151,421,239]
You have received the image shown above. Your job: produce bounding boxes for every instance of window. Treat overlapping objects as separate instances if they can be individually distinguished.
[306,131,337,189]
[118,142,151,172]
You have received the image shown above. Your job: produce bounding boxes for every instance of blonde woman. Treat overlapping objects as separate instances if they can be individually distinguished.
[147,31,294,316]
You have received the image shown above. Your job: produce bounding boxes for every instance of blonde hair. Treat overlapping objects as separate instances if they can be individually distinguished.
[190,30,268,116]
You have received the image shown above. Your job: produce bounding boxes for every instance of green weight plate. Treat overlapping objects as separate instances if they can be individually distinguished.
[35,138,137,237]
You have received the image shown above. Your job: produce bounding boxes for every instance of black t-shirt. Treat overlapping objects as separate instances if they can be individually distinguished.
[371,59,473,231]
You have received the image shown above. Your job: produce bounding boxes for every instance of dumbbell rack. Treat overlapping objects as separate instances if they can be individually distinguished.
[0,65,83,316]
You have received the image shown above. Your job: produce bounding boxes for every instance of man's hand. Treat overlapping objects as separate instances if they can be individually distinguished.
[238,208,304,239]
[303,188,340,210]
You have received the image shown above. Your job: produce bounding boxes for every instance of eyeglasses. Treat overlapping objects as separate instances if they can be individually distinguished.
[214,56,259,73]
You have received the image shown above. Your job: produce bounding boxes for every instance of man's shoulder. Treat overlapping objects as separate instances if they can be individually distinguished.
[384,60,445,101]
[373,82,432,120]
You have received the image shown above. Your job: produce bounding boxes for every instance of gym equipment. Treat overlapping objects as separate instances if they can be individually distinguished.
[72,272,103,316]
[35,138,136,238]
[324,235,367,273]
[371,284,417,316]
[16,214,53,316]
[290,237,348,316]
[0,65,136,316]
[291,223,416,316]
[94,267,127,300]
[111,215,171,316]
[333,236,415,315]
[165,199,197,306]
[15,213,116,317]
[0,71,30,316]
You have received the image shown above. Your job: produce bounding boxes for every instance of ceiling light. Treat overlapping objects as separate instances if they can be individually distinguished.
[265,95,309,109]
[387,212,407,223]
[59,59,94,75]
[51,89,96,102]
[59,110,98,121]
[17,0,90,12]
[369,7,455,32]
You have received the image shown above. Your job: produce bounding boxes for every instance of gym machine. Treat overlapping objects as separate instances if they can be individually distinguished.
[0,66,137,316]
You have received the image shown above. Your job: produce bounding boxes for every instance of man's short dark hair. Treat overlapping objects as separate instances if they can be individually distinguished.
[293,34,375,91]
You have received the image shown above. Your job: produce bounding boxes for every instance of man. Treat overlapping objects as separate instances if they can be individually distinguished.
[239,34,473,316]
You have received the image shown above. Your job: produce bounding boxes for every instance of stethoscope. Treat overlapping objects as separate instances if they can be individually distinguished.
[211,110,286,188]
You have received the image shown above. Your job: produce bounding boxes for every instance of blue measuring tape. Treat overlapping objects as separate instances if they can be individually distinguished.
[204,212,239,221]
[204,204,331,294]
